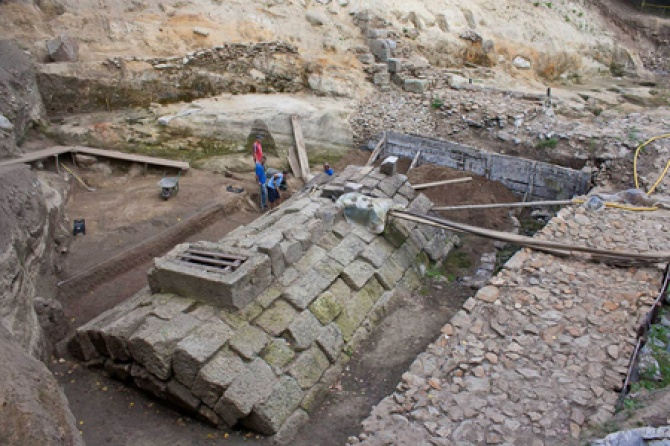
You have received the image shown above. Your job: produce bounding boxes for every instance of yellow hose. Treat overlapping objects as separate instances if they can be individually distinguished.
[633,133,670,194]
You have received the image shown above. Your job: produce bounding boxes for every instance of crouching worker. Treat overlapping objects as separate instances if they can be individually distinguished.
[256,156,268,211]
[267,170,289,209]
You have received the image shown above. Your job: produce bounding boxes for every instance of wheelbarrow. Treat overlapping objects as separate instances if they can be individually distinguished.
[159,172,180,200]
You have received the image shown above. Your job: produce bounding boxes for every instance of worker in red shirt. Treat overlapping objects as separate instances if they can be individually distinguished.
[252,136,263,163]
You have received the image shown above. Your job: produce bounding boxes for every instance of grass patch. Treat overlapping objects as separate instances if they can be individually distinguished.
[535,137,558,150]
[431,97,444,109]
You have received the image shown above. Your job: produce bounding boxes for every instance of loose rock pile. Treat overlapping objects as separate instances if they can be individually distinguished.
[72,165,457,443]
[352,199,670,445]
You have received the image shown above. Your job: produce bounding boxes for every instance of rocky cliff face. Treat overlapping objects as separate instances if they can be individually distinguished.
[0,324,83,446]
[0,40,45,159]
[0,165,69,360]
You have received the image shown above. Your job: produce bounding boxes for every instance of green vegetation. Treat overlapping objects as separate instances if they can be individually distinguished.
[431,97,444,109]
[535,137,558,150]
[443,250,472,270]
[494,244,520,274]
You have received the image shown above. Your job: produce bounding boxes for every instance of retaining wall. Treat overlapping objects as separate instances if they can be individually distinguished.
[369,132,591,201]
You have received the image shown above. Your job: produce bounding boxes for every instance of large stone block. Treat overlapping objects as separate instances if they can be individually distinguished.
[128,314,200,380]
[403,78,429,94]
[309,279,351,325]
[335,278,384,341]
[274,409,309,446]
[192,349,246,408]
[229,324,270,360]
[131,364,168,398]
[256,231,285,278]
[148,243,271,311]
[317,324,344,362]
[375,257,405,290]
[329,233,367,265]
[244,376,304,435]
[360,237,395,268]
[99,305,154,361]
[287,311,322,351]
[261,339,295,369]
[255,300,298,336]
[288,346,330,389]
[294,245,327,273]
[341,260,376,290]
[283,269,334,310]
[167,379,200,412]
[173,319,233,387]
[46,35,79,62]
[280,239,303,265]
[215,358,277,426]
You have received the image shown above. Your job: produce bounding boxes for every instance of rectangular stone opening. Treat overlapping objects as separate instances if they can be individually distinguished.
[177,248,247,273]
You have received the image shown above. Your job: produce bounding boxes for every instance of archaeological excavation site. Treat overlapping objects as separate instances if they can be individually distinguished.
[2,0,670,445]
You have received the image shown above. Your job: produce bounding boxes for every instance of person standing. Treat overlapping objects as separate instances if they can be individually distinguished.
[253,136,263,163]
[323,163,334,176]
[255,156,268,211]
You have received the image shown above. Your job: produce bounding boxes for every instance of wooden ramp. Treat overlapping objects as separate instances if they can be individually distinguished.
[0,145,190,171]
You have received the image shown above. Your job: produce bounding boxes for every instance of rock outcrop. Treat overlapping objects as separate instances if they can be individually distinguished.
[0,324,83,446]
[0,165,69,359]
[0,40,45,158]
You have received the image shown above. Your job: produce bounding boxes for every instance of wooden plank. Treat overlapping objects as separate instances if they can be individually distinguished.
[0,146,72,168]
[73,146,190,171]
[366,132,386,166]
[0,145,190,171]
[286,129,302,179]
[412,177,473,190]
[408,150,421,171]
[291,115,311,179]
[432,200,574,211]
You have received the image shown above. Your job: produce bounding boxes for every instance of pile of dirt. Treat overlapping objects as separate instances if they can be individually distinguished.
[402,161,520,230]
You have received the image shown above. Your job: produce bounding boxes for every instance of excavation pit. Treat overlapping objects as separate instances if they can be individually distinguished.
[73,165,459,439]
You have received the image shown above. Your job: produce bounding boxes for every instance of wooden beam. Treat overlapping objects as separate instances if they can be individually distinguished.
[432,200,575,211]
[408,150,421,171]
[412,177,472,190]
[366,132,386,166]
[291,115,311,180]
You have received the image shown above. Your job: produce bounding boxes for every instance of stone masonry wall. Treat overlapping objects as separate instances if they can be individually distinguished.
[72,165,457,443]
[369,132,591,201]
[37,42,306,114]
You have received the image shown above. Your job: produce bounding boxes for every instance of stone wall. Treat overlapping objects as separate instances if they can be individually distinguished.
[37,42,307,114]
[369,132,591,201]
[72,165,457,442]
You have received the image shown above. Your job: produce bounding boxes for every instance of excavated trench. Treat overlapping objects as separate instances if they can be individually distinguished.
[49,138,579,445]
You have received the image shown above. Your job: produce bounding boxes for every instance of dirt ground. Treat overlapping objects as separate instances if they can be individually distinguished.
[53,151,518,446]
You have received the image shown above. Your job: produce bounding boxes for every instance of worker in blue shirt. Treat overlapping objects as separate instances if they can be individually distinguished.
[255,156,267,210]
[267,170,289,209]
[324,163,334,176]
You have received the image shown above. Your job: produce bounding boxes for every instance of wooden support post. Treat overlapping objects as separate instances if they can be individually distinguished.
[70,151,77,168]
[55,154,60,174]
[290,115,311,180]
[408,150,421,171]
[366,132,386,167]
[412,177,472,190]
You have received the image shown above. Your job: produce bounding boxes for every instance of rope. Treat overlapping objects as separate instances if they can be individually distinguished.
[389,210,670,263]
[633,133,670,194]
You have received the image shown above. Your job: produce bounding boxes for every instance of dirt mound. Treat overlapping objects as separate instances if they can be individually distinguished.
[402,161,519,230]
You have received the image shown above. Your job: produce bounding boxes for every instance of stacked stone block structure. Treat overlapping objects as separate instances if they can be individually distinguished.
[72,165,456,442]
